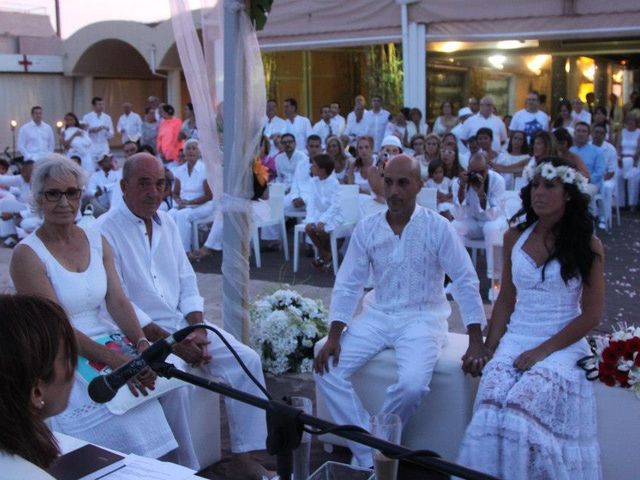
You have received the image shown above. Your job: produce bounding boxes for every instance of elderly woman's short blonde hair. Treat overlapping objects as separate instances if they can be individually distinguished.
[30,154,87,212]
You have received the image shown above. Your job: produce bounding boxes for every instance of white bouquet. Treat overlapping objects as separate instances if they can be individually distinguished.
[250,288,328,375]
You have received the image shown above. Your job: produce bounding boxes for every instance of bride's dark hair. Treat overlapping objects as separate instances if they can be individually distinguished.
[512,156,597,285]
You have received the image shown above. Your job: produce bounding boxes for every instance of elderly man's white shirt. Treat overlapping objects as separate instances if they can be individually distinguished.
[284,115,312,151]
[461,113,507,152]
[345,112,374,144]
[116,112,142,143]
[453,170,506,222]
[17,120,54,161]
[369,109,391,151]
[275,150,307,190]
[330,115,346,136]
[98,204,203,331]
[330,206,485,328]
[82,111,114,157]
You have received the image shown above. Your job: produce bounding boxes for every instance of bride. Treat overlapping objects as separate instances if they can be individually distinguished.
[458,157,604,479]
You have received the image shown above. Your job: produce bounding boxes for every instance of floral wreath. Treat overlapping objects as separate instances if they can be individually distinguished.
[522,161,589,194]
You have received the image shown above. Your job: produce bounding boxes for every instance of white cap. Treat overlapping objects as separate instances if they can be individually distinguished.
[381,135,402,149]
[458,107,472,117]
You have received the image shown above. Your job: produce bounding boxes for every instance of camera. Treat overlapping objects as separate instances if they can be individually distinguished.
[468,172,483,186]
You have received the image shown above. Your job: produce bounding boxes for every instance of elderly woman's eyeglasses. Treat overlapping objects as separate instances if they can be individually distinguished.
[42,188,83,202]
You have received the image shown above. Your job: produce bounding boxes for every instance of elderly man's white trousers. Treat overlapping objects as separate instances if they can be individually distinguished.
[315,307,446,467]
[452,217,507,279]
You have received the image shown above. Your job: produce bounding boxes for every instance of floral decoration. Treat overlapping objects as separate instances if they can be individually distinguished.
[522,161,589,194]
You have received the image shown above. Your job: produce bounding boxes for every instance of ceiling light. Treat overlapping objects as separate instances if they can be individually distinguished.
[488,55,506,69]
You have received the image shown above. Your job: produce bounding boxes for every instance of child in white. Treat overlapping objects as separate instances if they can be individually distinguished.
[425,159,455,220]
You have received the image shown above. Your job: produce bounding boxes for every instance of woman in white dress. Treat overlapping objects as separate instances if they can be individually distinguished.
[553,99,575,137]
[432,100,458,136]
[615,114,640,208]
[326,135,351,184]
[61,113,94,175]
[458,157,604,479]
[493,130,530,189]
[347,135,376,195]
[169,138,215,251]
[405,108,429,145]
[10,155,199,467]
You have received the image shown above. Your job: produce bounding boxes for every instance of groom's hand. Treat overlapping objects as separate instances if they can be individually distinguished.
[314,338,341,375]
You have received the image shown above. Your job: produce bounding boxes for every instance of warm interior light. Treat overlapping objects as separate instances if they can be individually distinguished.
[612,69,624,84]
[565,59,571,73]
[488,55,506,70]
[10,120,17,128]
[440,41,463,53]
[56,120,64,129]
[497,40,524,50]
[526,54,550,75]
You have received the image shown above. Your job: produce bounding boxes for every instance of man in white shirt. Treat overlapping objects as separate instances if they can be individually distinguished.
[17,106,55,161]
[116,102,142,145]
[99,153,272,479]
[283,98,312,151]
[285,135,322,213]
[346,94,368,127]
[314,154,487,468]
[261,99,287,154]
[345,104,374,147]
[0,160,40,243]
[329,101,346,136]
[452,152,507,281]
[82,96,114,167]
[468,97,479,115]
[369,95,391,152]
[312,105,334,148]
[84,154,122,215]
[274,133,308,192]
[452,107,473,157]
[461,95,508,153]
[509,91,549,144]
[592,123,618,229]
[571,98,592,126]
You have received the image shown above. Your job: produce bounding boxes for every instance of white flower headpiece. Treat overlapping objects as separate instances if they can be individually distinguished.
[522,161,588,194]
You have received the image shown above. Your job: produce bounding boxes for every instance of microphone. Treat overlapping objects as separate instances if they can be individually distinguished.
[88,326,199,403]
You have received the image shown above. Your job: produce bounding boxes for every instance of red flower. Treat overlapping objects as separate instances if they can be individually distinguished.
[599,373,616,387]
[634,355,640,368]
[602,346,618,364]
[610,341,626,357]
[615,370,630,388]
[599,361,616,375]
[629,337,640,351]
[624,338,640,359]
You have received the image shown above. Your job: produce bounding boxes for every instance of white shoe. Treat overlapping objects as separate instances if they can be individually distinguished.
[598,221,607,230]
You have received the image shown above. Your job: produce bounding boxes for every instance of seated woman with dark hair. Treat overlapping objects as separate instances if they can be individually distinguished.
[493,130,530,189]
[0,294,78,478]
[553,127,591,179]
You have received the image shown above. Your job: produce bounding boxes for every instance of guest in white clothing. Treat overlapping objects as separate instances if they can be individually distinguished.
[283,98,312,151]
[452,152,507,281]
[452,107,474,157]
[0,160,39,242]
[304,154,343,270]
[17,106,55,162]
[329,101,346,137]
[571,98,592,127]
[312,105,335,147]
[0,295,77,479]
[116,102,142,145]
[314,155,488,468]
[61,112,94,174]
[432,101,458,136]
[616,114,640,208]
[262,99,287,155]
[274,133,307,194]
[369,95,391,152]
[100,153,273,479]
[82,97,114,165]
[326,135,351,183]
[493,130,530,189]
[461,95,508,153]
[426,159,455,220]
[169,139,215,251]
[345,104,374,147]
[592,124,618,228]
[84,154,122,216]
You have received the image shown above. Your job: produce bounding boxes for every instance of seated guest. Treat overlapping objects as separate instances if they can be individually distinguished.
[314,154,487,468]
[100,153,273,479]
[405,107,429,142]
[10,154,200,466]
[347,136,376,195]
[570,122,604,196]
[0,160,39,244]
[592,123,618,229]
[359,135,403,218]
[304,154,343,271]
[84,154,121,216]
[326,135,351,184]
[0,294,78,478]
[616,114,640,209]
[458,157,603,479]
[432,100,458,136]
[425,159,455,220]
[420,133,441,179]
[452,152,507,282]
[409,134,426,174]
[384,112,408,146]
[274,133,307,194]
[169,139,215,251]
[553,99,575,136]
[493,130,530,189]
[476,127,499,165]
[258,135,277,182]
[553,127,592,181]
[441,140,464,181]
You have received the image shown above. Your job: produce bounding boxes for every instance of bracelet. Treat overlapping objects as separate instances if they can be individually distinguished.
[136,337,151,349]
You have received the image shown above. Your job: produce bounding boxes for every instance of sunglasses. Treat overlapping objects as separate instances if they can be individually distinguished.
[42,188,83,202]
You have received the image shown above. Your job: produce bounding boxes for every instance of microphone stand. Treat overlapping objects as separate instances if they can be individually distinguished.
[150,361,498,480]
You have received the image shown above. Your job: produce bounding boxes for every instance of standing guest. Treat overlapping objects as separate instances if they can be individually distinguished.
[571,98,592,126]
[406,108,429,144]
[169,139,215,251]
[458,157,603,480]
[509,91,549,144]
[369,95,391,152]
[384,112,408,146]
[493,130,530,189]
[592,123,618,229]
[608,93,623,134]
[10,155,200,466]
[100,153,273,479]
[452,152,507,282]
[147,96,162,122]
[329,101,346,137]
[452,107,474,156]
[283,98,312,152]
[82,97,114,167]
[622,91,638,122]
[616,114,640,209]
[61,112,93,175]
[345,103,374,147]
[553,99,575,137]
[346,95,368,125]
[476,127,499,164]
[156,104,183,166]
[326,135,351,184]
[0,294,78,478]
[315,155,487,468]
[468,97,480,115]
[84,154,121,216]
[432,101,458,136]
[461,96,508,153]
[17,106,55,162]
[141,107,159,150]
[312,105,334,148]
[569,123,604,195]
[178,103,198,141]
[261,99,286,155]
[116,102,142,145]
[303,154,343,271]
[425,159,455,220]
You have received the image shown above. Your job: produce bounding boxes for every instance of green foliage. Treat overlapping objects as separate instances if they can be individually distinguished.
[366,44,404,111]
[248,0,273,31]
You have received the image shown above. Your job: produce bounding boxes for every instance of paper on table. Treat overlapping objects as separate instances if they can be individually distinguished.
[99,454,197,480]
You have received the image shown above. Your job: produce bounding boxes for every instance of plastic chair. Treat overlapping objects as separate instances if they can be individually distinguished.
[251,186,288,268]
[191,213,215,251]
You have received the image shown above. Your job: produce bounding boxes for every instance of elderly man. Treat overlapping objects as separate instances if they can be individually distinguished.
[283,98,312,152]
[345,103,374,147]
[82,96,115,166]
[116,102,142,145]
[452,152,507,283]
[509,91,549,143]
[17,106,55,162]
[99,153,272,479]
[314,155,487,468]
[461,95,508,153]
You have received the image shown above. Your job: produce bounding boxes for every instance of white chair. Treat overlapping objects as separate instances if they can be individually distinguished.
[417,187,438,211]
[191,213,216,251]
[251,186,289,268]
[293,184,360,274]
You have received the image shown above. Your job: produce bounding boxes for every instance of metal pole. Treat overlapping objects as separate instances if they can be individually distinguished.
[54,0,61,38]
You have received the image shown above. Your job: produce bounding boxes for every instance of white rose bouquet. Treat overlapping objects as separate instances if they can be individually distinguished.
[250,288,328,375]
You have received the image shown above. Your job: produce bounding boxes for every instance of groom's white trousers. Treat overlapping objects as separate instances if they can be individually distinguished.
[314,303,446,467]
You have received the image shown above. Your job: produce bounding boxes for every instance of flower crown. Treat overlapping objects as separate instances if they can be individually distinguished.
[522,161,589,194]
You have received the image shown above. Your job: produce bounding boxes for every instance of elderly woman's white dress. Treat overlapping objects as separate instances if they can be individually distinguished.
[18,228,198,465]
[457,223,601,479]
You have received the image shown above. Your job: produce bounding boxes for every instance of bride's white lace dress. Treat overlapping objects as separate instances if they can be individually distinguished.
[457,223,602,479]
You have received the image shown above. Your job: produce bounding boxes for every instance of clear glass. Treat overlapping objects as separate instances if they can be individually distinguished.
[290,396,312,480]
[370,413,401,480]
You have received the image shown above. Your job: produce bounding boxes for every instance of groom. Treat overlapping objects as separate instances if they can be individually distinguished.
[314,155,489,467]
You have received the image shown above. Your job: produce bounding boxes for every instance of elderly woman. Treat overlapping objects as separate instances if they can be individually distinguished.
[9,154,199,467]
[0,294,77,478]
[169,139,215,251]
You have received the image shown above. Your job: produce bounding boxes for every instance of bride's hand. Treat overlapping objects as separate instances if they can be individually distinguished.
[513,346,549,371]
